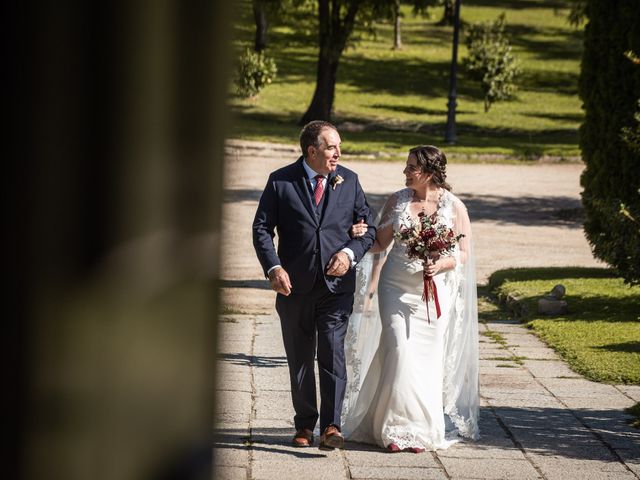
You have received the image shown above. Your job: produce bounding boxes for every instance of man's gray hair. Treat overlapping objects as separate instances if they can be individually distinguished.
[299,120,337,157]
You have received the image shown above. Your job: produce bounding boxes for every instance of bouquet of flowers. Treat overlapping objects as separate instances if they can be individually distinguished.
[394,211,464,321]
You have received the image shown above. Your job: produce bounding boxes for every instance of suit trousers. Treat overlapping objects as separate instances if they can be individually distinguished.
[276,273,353,432]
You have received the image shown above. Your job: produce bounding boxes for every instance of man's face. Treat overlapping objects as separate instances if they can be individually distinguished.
[307,128,341,174]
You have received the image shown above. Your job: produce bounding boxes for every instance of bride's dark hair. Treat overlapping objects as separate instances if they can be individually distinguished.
[409,145,452,191]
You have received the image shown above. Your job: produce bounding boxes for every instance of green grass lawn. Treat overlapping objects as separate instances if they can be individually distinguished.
[230,0,584,159]
[488,267,640,385]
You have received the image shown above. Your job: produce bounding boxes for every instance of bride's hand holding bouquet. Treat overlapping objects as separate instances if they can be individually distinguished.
[424,252,458,277]
[394,211,464,321]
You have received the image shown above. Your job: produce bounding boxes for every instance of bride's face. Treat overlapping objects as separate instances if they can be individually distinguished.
[403,154,431,188]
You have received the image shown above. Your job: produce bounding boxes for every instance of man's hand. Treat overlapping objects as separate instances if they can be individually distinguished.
[326,251,350,277]
[350,219,368,238]
[268,267,292,295]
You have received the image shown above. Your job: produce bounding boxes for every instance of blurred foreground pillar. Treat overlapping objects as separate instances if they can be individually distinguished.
[8,2,231,479]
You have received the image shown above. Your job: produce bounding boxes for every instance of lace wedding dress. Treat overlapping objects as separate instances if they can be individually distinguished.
[342,188,479,450]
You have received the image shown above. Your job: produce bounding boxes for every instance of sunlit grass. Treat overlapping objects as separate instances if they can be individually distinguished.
[230,0,584,159]
[488,267,640,385]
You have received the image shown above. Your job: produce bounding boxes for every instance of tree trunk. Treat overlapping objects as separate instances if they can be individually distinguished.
[300,0,359,124]
[393,0,402,50]
[299,50,340,123]
[438,0,456,26]
[253,0,268,52]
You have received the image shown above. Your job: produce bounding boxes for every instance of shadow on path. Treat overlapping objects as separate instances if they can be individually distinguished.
[213,429,327,459]
[225,188,584,228]
[460,193,583,227]
[213,406,639,462]
[489,406,639,461]
[217,352,287,368]
[220,279,271,290]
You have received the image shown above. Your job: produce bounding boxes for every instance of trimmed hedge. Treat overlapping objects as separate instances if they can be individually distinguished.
[579,0,640,284]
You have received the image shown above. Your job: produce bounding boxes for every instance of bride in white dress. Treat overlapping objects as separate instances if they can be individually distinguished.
[342,145,479,452]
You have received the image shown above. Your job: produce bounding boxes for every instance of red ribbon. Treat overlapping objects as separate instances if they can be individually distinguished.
[422,271,441,324]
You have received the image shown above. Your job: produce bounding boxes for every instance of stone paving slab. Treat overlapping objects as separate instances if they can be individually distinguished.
[499,333,549,346]
[253,374,290,392]
[527,454,638,480]
[344,448,441,467]
[438,457,542,479]
[252,458,347,480]
[479,322,526,333]
[507,346,562,361]
[540,378,623,396]
[214,447,251,467]
[437,445,526,460]
[522,359,583,379]
[216,390,253,414]
[479,359,531,371]
[254,391,294,420]
[560,395,637,410]
[618,385,640,402]
[214,466,248,480]
[481,374,549,392]
[480,366,533,377]
[479,347,514,358]
[213,313,639,479]
[349,465,448,480]
[216,379,254,393]
[620,451,640,476]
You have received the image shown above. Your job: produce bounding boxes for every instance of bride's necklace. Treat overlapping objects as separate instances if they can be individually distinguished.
[412,188,442,210]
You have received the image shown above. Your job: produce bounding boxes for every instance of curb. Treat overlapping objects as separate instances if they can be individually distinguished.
[224,138,583,163]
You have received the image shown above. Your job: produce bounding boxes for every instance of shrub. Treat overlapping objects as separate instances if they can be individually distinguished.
[620,93,640,240]
[464,13,520,112]
[621,52,640,156]
[579,1,640,285]
[567,0,587,27]
[235,48,277,98]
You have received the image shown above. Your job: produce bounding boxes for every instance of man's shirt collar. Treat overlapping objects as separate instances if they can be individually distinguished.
[302,158,326,180]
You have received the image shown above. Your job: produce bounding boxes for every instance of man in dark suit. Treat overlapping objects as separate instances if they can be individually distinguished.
[253,121,376,449]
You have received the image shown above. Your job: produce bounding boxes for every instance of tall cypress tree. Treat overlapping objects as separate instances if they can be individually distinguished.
[579,0,640,284]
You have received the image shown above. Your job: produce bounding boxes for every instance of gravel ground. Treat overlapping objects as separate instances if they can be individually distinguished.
[221,139,602,314]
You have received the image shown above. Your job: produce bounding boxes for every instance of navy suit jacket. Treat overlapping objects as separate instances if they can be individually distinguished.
[253,156,376,295]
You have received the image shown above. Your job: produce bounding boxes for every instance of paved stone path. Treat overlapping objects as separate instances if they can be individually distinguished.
[215,313,639,480]
[214,140,639,479]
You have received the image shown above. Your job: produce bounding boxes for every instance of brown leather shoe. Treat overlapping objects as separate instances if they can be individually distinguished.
[319,425,344,449]
[292,428,314,447]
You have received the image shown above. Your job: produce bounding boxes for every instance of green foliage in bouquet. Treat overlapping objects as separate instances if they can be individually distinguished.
[235,48,277,98]
[464,13,520,113]
[579,0,640,285]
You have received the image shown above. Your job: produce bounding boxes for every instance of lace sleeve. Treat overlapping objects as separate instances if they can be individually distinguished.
[452,198,472,265]
[377,192,398,230]
[377,188,412,233]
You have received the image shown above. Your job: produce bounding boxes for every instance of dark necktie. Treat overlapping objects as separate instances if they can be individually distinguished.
[313,174,325,206]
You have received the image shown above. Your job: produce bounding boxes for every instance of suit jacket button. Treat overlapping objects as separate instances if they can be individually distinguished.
[314,249,319,254]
